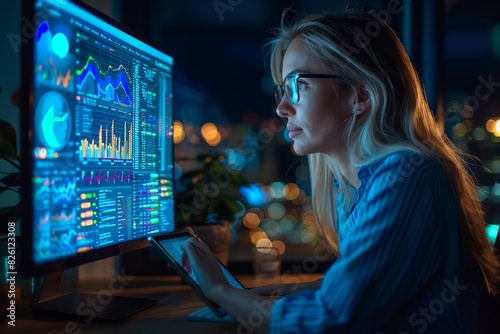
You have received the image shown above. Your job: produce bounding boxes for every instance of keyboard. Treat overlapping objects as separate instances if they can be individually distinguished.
[187,306,237,324]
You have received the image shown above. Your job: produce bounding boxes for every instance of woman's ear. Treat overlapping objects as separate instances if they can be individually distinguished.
[353,84,370,115]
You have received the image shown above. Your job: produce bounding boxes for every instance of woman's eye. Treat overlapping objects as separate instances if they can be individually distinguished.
[297,81,308,90]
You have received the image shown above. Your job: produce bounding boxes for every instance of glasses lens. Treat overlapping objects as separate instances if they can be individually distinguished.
[284,75,298,105]
[274,85,283,106]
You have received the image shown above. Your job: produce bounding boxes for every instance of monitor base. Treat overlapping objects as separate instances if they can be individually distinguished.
[32,292,157,321]
[31,270,157,321]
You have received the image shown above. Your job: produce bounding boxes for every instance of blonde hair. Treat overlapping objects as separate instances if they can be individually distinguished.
[269,10,500,293]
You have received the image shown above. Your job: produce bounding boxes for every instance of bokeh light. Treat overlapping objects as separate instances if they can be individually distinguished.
[261,218,280,237]
[278,216,297,233]
[462,104,474,118]
[478,185,490,202]
[300,231,316,244]
[495,120,500,135]
[453,122,466,137]
[283,183,300,200]
[283,128,292,143]
[174,163,182,180]
[267,202,285,220]
[486,119,496,132]
[269,182,285,199]
[291,189,307,205]
[255,238,273,248]
[490,157,500,173]
[173,120,185,144]
[225,148,246,171]
[462,119,473,132]
[249,228,268,245]
[486,224,499,244]
[301,211,315,226]
[240,184,266,206]
[261,185,276,201]
[272,240,286,255]
[201,122,221,146]
[493,183,500,197]
[249,207,264,220]
[472,127,486,141]
[243,212,261,229]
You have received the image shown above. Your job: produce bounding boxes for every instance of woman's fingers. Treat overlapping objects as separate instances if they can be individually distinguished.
[181,238,199,274]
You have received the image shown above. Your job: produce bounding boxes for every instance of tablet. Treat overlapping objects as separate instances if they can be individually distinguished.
[148,232,245,319]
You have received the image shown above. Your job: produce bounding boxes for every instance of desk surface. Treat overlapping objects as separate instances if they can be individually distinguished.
[1,273,322,334]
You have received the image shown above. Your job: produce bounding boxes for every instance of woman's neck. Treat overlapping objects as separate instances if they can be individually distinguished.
[332,153,360,189]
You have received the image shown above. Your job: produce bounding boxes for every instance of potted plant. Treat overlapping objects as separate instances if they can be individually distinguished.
[0,89,22,232]
[0,120,21,233]
[0,119,21,315]
[175,153,249,264]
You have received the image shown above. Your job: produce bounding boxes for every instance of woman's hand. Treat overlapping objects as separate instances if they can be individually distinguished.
[181,236,229,300]
[182,235,274,334]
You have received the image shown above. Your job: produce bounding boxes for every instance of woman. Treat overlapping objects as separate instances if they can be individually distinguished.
[181,10,500,333]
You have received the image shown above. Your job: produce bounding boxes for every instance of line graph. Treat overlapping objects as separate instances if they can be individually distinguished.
[75,33,133,107]
[33,176,77,206]
[50,56,72,88]
[33,177,51,203]
[34,207,96,262]
[51,177,77,204]
[51,208,77,231]
[81,170,133,185]
[36,211,50,231]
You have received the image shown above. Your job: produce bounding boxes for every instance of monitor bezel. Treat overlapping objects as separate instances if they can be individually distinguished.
[19,0,175,276]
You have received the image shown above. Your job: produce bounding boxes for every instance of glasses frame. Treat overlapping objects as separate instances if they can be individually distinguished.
[274,73,340,107]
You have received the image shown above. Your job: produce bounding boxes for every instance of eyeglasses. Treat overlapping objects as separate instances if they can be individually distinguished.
[274,73,340,107]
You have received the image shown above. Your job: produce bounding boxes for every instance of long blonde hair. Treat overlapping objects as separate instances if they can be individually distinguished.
[269,10,500,293]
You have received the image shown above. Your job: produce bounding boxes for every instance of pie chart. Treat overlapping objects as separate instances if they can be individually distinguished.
[34,91,71,151]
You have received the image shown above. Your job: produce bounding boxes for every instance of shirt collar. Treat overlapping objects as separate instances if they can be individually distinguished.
[333,156,386,189]
[357,157,385,182]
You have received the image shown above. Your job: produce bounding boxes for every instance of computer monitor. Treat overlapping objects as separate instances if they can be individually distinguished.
[19,0,175,319]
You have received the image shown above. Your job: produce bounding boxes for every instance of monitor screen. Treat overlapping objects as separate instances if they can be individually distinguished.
[20,0,175,275]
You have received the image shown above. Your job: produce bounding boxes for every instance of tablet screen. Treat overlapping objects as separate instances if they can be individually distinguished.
[157,234,244,290]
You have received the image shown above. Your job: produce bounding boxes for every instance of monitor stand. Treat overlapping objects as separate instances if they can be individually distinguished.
[31,269,157,321]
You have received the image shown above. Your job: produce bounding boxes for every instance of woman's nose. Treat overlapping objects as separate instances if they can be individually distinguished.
[276,99,294,118]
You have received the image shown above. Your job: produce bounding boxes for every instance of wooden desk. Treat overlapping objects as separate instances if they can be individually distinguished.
[1,274,322,334]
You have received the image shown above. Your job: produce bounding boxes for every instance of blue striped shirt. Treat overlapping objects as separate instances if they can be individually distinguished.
[270,151,483,333]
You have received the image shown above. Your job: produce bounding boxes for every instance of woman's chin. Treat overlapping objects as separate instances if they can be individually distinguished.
[291,143,309,156]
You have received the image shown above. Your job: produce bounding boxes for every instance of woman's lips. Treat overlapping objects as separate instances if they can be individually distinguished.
[287,126,303,139]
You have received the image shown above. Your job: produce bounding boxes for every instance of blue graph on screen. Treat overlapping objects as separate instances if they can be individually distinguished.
[75,33,133,107]
[35,21,75,91]
[51,177,77,205]
[76,57,132,106]
[33,176,76,205]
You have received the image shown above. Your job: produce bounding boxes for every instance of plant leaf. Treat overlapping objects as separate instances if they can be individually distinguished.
[1,172,21,186]
[0,141,17,156]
